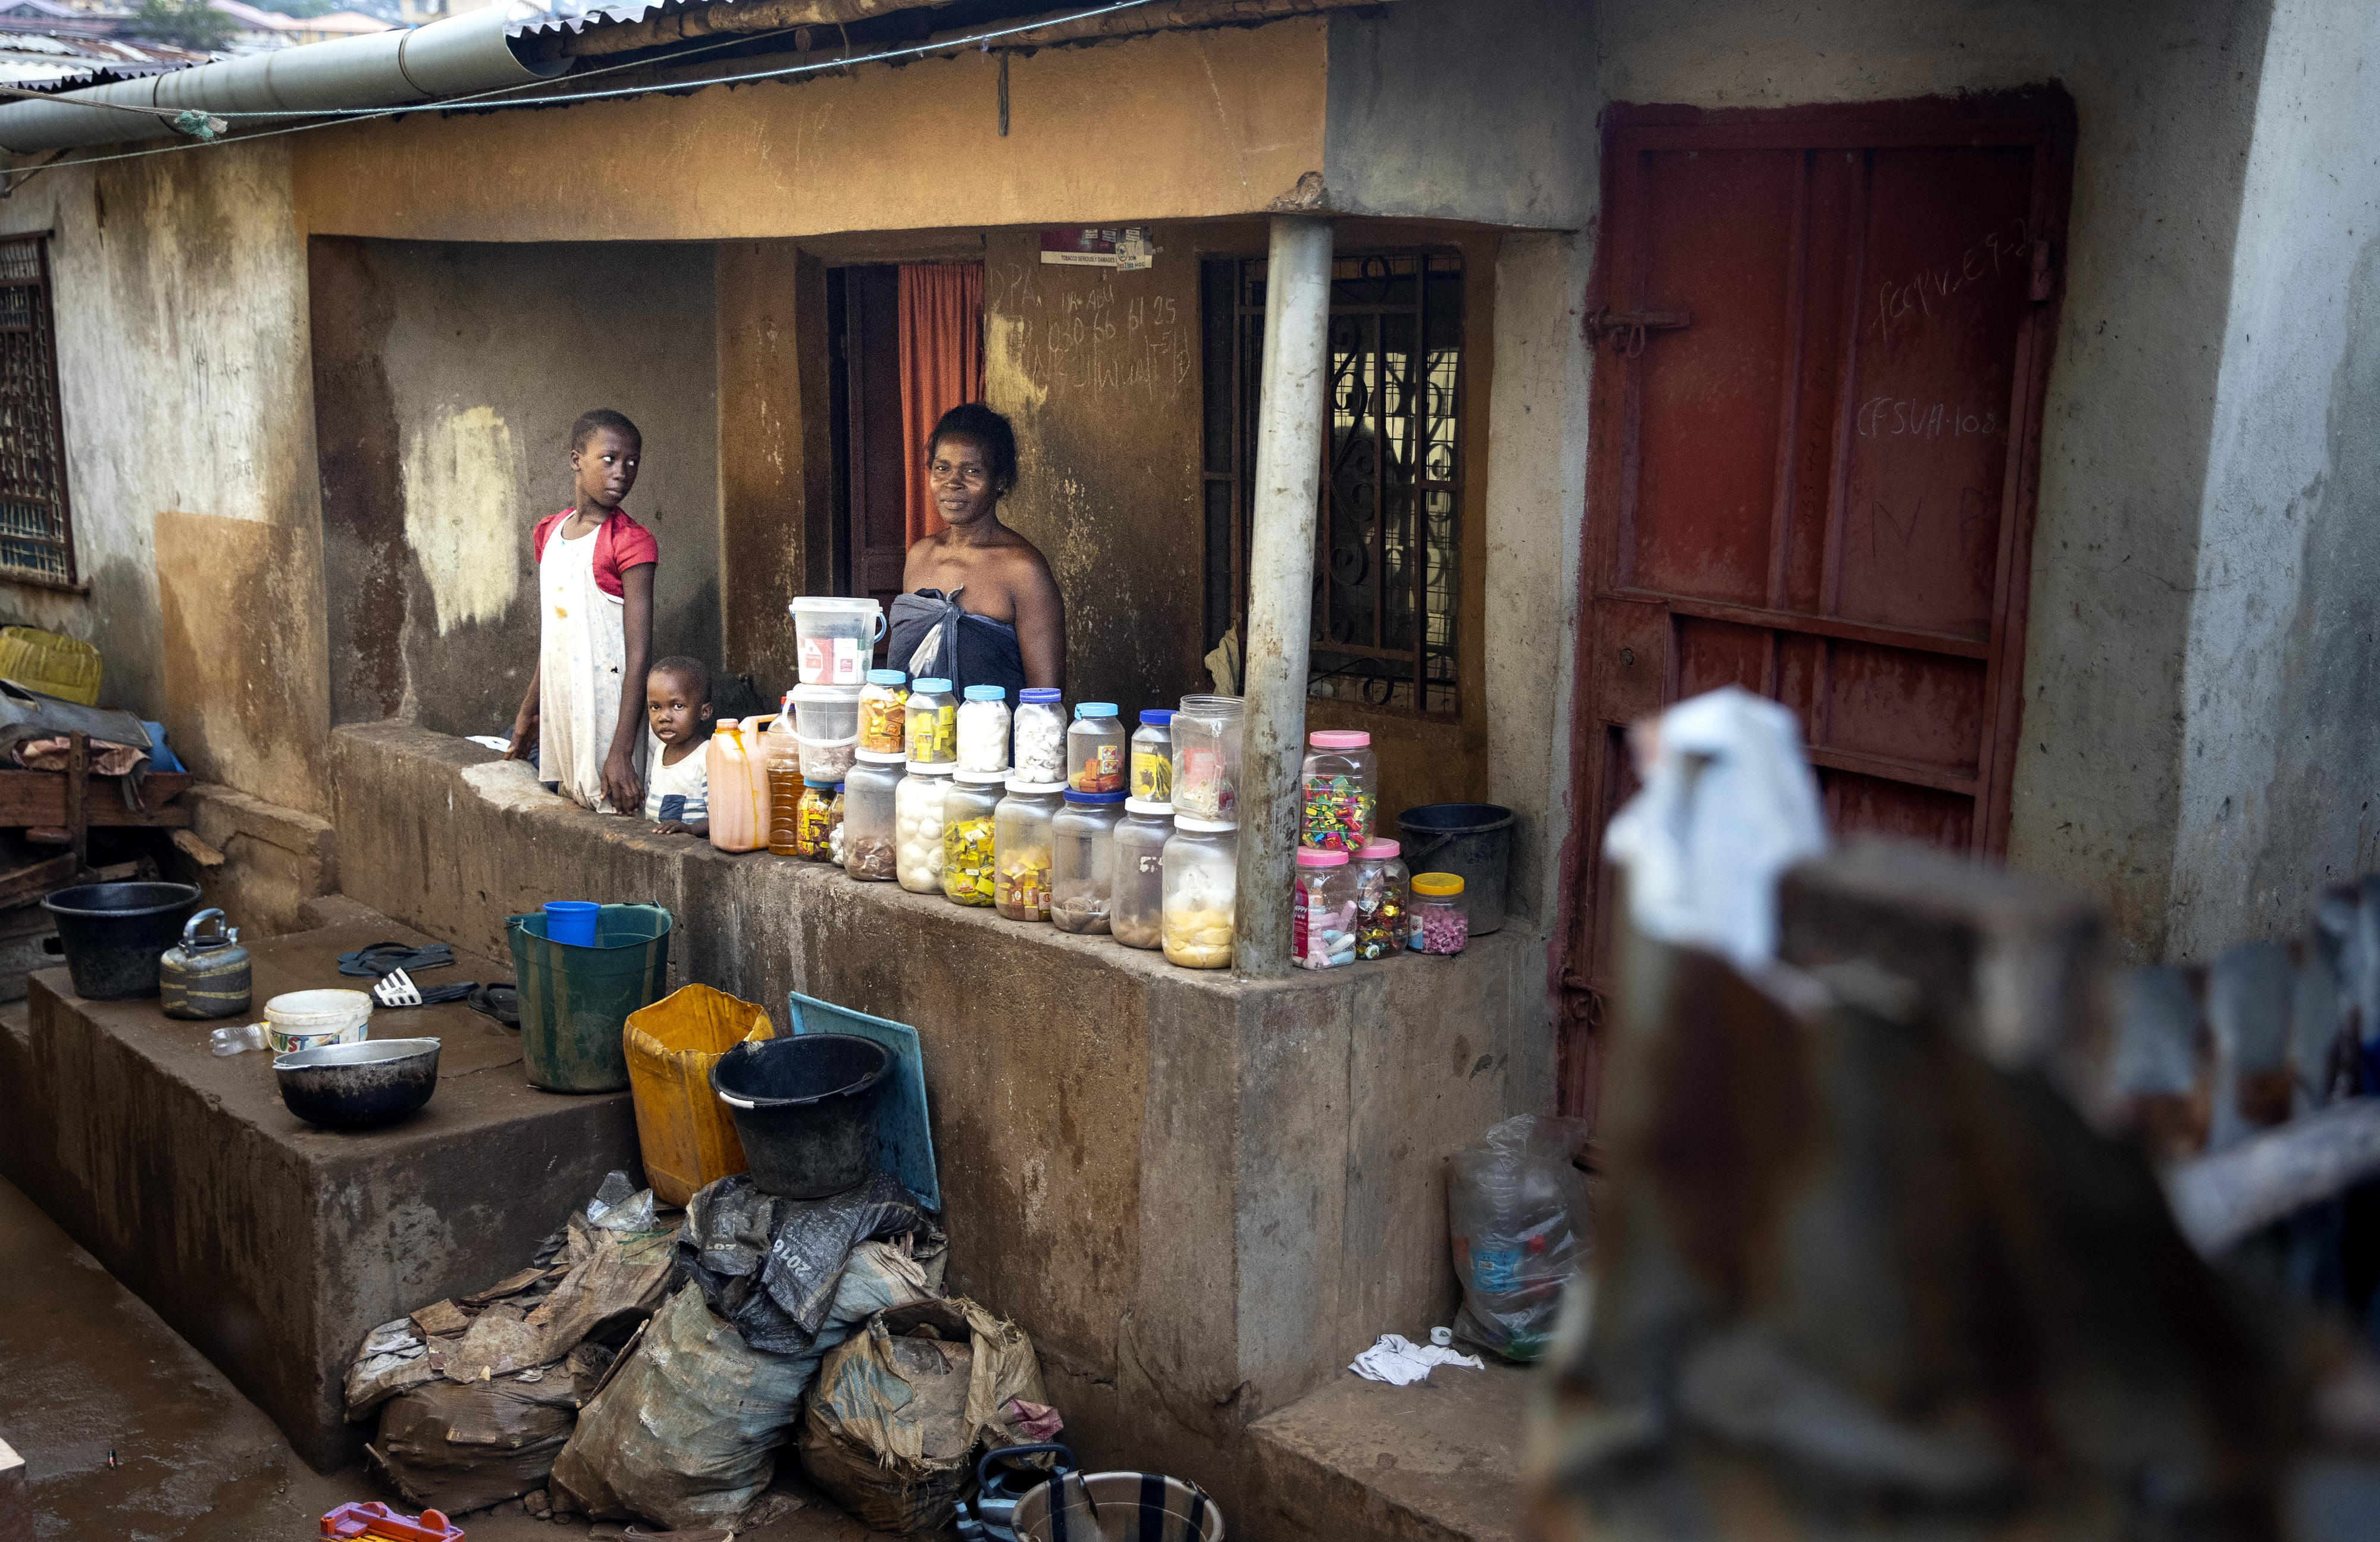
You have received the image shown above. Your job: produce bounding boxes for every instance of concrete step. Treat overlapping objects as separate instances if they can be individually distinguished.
[1242,1361,1533,1542]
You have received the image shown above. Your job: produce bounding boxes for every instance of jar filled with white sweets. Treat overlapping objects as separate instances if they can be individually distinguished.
[895,764,953,894]
[1014,688,1066,784]
[957,685,1011,774]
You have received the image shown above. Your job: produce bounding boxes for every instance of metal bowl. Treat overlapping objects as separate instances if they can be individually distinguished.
[274,1038,440,1130]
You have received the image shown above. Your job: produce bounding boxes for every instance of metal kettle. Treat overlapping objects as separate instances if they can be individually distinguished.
[159,908,251,1021]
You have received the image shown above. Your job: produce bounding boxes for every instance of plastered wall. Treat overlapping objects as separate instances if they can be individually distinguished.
[310,238,719,741]
[0,142,331,816]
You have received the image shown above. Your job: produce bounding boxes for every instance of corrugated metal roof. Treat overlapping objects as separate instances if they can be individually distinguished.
[0,25,210,90]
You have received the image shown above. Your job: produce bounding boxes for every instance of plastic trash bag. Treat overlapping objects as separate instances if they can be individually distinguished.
[585,1170,657,1233]
[551,1242,938,1530]
[799,1297,1052,1532]
[678,1171,937,1353]
[1447,1113,1596,1364]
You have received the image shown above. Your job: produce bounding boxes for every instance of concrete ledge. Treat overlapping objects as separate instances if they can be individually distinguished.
[0,920,638,1472]
[331,720,1558,1525]
[1244,1364,1533,1542]
[172,781,341,938]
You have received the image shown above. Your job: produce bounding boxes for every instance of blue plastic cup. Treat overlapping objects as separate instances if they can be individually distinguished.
[543,901,600,948]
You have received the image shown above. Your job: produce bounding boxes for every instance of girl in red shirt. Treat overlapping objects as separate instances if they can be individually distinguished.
[504,410,659,814]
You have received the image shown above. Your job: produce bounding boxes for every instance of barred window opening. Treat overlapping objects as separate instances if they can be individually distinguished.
[0,236,74,587]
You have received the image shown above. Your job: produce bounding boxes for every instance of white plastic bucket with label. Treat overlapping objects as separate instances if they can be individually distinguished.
[788,598,885,686]
[263,989,374,1055]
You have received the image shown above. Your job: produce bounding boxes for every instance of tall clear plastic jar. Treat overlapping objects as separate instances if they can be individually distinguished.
[843,754,904,882]
[1068,703,1126,794]
[1171,694,1244,821]
[1351,837,1410,958]
[941,769,1006,906]
[906,677,956,768]
[958,685,1012,774]
[1130,709,1175,805]
[1300,730,1378,852]
[796,777,838,861]
[1161,817,1238,969]
[1111,800,1172,949]
[1014,688,1066,783]
[1293,848,1358,969]
[895,763,953,894]
[859,669,909,757]
[1051,789,1126,934]
[1412,872,1469,955]
[994,779,1063,922]
[765,703,804,857]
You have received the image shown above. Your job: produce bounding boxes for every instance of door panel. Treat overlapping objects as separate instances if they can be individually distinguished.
[1560,98,2072,1116]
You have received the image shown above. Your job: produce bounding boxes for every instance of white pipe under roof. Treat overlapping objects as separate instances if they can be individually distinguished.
[0,0,566,153]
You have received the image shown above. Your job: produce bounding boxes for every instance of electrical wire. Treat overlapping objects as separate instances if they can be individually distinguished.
[0,0,1156,191]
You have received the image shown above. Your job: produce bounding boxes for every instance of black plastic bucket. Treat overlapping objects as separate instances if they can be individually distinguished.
[710,1034,891,1198]
[1396,804,1514,936]
[41,882,202,1000]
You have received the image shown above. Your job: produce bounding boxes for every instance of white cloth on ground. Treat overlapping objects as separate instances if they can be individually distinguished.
[1349,1333,1484,1386]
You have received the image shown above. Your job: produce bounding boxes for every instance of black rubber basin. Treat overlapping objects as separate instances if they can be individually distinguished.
[710,1034,890,1198]
[41,882,202,1001]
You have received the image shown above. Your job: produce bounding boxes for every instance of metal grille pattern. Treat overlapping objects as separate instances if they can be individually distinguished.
[1205,251,1463,716]
[0,237,73,585]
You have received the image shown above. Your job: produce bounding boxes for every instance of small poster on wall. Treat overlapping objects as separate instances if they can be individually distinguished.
[1040,227,1154,271]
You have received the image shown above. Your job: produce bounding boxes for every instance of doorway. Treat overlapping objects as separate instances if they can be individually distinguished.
[1558,94,2075,1114]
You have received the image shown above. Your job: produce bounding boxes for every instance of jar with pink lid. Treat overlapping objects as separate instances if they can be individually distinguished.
[1300,730,1377,851]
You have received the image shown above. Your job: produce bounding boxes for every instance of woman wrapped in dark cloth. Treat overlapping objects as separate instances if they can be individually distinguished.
[887,403,1066,696]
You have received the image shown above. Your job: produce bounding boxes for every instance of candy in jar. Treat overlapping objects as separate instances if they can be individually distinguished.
[826,783,846,866]
[1067,703,1126,793]
[1292,848,1358,969]
[1411,872,1469,955]
[957,685,1011,773]
[993,778,1062,922]
[1299,730,1377,852]
[1351,838,1410,958]
[1130,709,1175,804]
[906,677,956,766]
[1014,688,1066,783]
[795,777,838,860]
[859,669,910,756]
[941,769,1006,907]
[895,764,953,894]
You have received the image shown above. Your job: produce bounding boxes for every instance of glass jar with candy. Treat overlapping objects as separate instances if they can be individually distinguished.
[1299,730,1377,851]
[1067,703,1126,794]
[1411,872,1469,955]
[1014,688,1066,783]
[905,677,956,767]
[858,669,909,757]
[795,777,838,860]
[1351,838,1410,958]
[1293,848,1358,969]
[940,769,1006,907]
[957,685,1011,773]
[894,763,952,894]
[993,778,1062,922]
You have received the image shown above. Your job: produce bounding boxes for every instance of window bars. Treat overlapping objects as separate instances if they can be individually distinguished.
[0,236,73,587]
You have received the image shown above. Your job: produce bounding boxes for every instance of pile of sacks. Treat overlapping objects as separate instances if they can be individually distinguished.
[341,1170,1061,1534]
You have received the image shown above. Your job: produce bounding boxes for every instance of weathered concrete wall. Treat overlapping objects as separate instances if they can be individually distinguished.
[0,143,330,816]
[288,23,1330,243]
[1592,0,2278,962]
[311,238,719,738]
[330,721,1554,1522]
[985,228,1210,709]
[1323,0,1598,228]
[2169,0,2380,958]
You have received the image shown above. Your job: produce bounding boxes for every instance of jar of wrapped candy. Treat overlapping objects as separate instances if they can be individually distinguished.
[1051,789,1126,934]
[1067,703,1126,794]
[859,669,909,757]
[993,778,1062,922]
[1299,730,1377,851]
[1111,799,1172,949]
[795,776,839,861]
[906,677,956,767]
[1171,694,1244,820]
[894,764,953,894]
[957,685,1011,773]
[1014,688,1066,783]
[941,769,1006,906]
[1130,709,1175,804]
[843,756,903,882]
[1161,817,1238,969]
[1351,838,1409,958]
[1411,872,1468,955]
[826,783,847,864]
[1293,848,1358,969]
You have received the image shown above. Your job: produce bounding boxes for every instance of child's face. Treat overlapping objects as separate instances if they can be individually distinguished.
[572,427,641,511]
[647,672,711,744]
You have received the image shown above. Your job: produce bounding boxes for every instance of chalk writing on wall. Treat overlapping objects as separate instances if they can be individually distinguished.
[996,259,1192,403]
[1856,398,2002,439]
[1874,217,2031,343]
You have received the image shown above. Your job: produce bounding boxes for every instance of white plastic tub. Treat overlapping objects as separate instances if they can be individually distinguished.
[263,988,374,1055]
[788,597,885,686]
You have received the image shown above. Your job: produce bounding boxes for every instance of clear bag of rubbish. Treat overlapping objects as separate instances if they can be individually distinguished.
[585,1170,656,1233]
[1446,1113,1596,1364]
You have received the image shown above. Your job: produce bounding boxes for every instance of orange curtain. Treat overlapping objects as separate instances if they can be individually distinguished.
[897,262,986,547]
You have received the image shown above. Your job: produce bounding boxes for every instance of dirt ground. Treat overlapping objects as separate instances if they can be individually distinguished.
[0,1176,914,1541]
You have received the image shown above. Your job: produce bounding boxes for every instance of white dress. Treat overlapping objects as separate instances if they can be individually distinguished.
[537,521,638,812]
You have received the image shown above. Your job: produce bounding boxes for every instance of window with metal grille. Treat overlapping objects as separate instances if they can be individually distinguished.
[1201,251,1463,716]
[0,236,74,587]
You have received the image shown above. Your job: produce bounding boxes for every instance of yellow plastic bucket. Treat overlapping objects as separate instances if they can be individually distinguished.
[0,626,101,706]
[624,984,775,1206]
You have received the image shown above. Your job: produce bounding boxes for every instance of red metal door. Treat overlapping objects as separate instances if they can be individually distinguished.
[1559,96,2074,1113]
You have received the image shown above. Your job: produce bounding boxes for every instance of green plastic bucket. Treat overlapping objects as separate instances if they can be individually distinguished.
[506,904,674,1093]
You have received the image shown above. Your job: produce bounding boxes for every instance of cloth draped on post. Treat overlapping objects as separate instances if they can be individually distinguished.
[896,262,985,547]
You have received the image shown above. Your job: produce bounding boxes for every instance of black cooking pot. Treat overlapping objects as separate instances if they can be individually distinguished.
[274,1038,441,1130]
[41,882,202,1000]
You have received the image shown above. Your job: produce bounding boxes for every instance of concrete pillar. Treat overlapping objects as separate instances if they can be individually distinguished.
[1233,215,1333,978]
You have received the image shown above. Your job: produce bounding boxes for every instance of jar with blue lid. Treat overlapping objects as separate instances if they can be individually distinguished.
[1068,703,1126,794]
[1052,789,1128,934]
